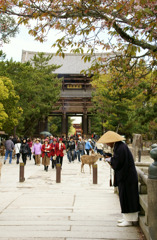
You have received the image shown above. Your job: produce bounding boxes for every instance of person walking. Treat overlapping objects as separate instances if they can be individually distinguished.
[85,139,92,155]
[14,138,21,164]
[41,139,52,171]
[50,138,57,169]
[66,137,75,163]
[4,136,15,164]
[77,136,85,162]
[27,138,33,160]
[96,141,104,160]
[100,131,140,227]
[49,135,54,144]
[55,138,66,168]
[20,138,29,165]
[32,138,42,166]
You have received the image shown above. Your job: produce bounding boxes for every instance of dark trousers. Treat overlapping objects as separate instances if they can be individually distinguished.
[22,153,27,165]
[77,150,84,162]
[86,149,90,155]
[68,150,75,162]
[57,155,63,166]
[97,149,103,160]
[16,153,20,164]
[52,157,56,168]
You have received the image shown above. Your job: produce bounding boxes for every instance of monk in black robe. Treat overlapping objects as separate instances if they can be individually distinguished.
[98,131,140,227]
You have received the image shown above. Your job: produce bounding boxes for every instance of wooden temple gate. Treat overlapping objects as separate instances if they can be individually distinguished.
[49,73,93,137]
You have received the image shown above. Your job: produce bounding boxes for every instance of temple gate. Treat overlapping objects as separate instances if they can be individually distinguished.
[21,51,114,137]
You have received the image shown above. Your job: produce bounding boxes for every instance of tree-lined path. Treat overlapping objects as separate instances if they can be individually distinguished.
[0,156,144,240]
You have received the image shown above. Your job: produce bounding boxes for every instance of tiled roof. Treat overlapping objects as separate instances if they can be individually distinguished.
[21,50,115,74]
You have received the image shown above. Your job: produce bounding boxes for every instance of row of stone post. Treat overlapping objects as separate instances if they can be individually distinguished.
[19,163,98,184]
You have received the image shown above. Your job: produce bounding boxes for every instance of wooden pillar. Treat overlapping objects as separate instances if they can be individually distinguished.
[88,116,91,135]
[82,100,88,136]
[66,115,68,137]
[38,117,48,132]
[44,116,48,131]
[61,100,66,137]
[82,113,88,136]
[61,112,66,136]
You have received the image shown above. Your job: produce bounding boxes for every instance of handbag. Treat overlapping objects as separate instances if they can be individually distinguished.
[53,155,56,160]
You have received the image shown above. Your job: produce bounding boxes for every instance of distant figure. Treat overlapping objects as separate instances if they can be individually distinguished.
[20,139,29,165]
[66,137,75,163]
[4,137,14,164]
[32,138,42,166]
[55,138,66,167]
[76,136,85,162]
[50,138,57,169]
[27,138,33,160]
[49,135,54,144]
[14,138,21,164]
[96,141,104,160]
[85,139,92,155]
[41,139,52,172]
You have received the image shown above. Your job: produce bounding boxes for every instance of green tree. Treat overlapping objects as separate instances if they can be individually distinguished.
[0,76,22,133]
[0,77,9,128]
[90,115,103,138]
[131,70,157,139]
[91,57,156,139]
[48,116,74,137]
[0,53,62,136]
[48,116,62,137]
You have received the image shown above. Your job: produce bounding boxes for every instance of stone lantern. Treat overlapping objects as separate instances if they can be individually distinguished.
[147,143,157,240]
[148,143,157,179]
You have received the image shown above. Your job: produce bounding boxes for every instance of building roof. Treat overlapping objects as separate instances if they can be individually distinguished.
[21,50,115,74]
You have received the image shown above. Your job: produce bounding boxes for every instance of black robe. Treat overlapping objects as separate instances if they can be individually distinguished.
[111,141,140,213]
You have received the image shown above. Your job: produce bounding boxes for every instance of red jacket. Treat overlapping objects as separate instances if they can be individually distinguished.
[41,144,52,158]
[55,142,66,157]
[50,143,56,156]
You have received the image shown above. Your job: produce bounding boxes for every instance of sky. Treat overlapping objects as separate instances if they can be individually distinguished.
[1,25,62,62]
[1,22,107,62]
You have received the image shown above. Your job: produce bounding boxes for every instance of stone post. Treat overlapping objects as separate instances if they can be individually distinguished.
[19,163,25,182]
[132,134,143,161]
[93,164,97,184]
[56,164,61,183]
[147,144,157,240]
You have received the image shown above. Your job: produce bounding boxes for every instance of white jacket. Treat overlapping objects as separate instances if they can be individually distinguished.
[15,143,21,154]
[96,142,104,150]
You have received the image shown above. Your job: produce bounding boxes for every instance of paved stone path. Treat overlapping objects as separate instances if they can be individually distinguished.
[0,155,145,240]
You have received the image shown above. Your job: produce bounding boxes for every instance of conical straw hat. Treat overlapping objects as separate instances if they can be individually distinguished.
[97,131,125,144]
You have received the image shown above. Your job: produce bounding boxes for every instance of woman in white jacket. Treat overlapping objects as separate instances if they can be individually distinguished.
[14,138,21,164]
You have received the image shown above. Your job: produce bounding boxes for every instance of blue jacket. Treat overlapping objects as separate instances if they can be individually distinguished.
[85,141,92,150]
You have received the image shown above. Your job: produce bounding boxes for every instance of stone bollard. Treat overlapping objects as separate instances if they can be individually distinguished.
[93,164,97,184]
[147,144,157,240]
[56,164,61,183]
[19,163,25,182]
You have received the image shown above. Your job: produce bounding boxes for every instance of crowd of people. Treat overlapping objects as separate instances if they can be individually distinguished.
[2,131,140,228]
[2,135,104,172]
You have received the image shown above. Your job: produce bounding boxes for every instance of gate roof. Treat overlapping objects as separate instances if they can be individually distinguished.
[21,50,115,74]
